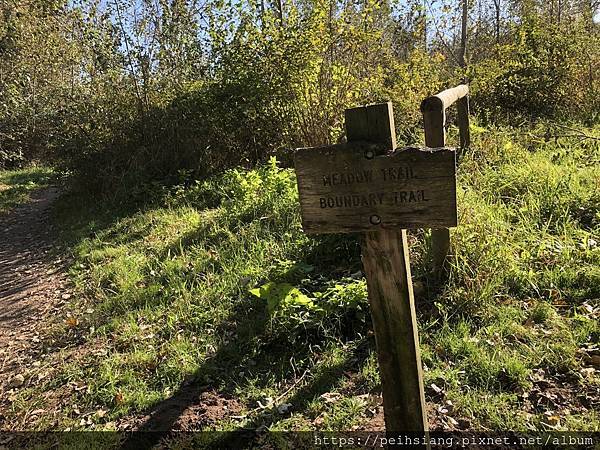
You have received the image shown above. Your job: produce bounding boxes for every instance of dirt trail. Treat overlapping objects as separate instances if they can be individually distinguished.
[0,187,70,397]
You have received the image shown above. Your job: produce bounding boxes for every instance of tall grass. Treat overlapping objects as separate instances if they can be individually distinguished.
[6,125,599,433]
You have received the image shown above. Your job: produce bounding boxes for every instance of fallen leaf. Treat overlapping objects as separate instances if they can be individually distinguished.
[9,374,25,388]
[447,416,459,426]
[545,415,560,426]
[426,383,445,399]
[256,396,273,409]
[37,371,48,380]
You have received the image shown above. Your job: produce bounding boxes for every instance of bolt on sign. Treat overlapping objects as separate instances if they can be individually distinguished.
[294,102,457,445]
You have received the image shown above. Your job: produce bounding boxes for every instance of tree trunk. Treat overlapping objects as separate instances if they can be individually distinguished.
[275,0,283,25]
[422,0,428,50]
[459,0,468,67]
[493,0,500,44]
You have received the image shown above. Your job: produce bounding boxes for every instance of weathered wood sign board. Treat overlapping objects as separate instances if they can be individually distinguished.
[294,143,457,234]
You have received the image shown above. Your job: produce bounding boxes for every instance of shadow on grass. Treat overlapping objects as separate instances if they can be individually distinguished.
[113,228,371,448]
[119,298,372,449]
[44,188,450,450]
[40,190,374,433]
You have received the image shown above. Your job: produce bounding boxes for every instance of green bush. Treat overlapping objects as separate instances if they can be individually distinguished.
[47,0,447,194]
[249,278,368,341]
[470,18,599,124]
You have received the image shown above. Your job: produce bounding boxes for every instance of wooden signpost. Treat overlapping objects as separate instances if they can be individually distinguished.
[294,102,458,438]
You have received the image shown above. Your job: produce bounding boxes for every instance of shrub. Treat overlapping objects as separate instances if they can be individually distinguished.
[470,18,599,124]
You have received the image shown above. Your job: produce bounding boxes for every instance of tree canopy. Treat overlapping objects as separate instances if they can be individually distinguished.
[0,0,598,190]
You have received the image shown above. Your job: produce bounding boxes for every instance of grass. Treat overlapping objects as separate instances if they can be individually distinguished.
[3,124,599,439]
[0,166,55,213]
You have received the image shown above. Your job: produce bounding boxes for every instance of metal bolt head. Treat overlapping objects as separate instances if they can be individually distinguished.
[370,215,381,225]
[364,150,375,160]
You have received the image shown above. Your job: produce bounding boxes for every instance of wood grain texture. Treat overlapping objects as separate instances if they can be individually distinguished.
[361,229,428,432]
[422,107,446,147]
[294,144,457,234]
[420,84,469,112]
[457,96,471,151]
[421,86,470,276]
[345,102,428,438]
[345,102,397,150]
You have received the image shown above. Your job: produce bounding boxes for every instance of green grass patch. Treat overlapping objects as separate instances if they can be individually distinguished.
[10,126,599,433]
[0,166,55,213]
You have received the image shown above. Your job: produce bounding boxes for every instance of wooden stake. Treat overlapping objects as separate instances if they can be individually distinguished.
[345,103,428,436]
[457,96,471,152]
[421,85,469,277]
[421,98,450,277]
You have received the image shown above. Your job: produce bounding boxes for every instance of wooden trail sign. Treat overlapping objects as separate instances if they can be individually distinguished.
[295,144,456,234]
[294,102,458,439]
